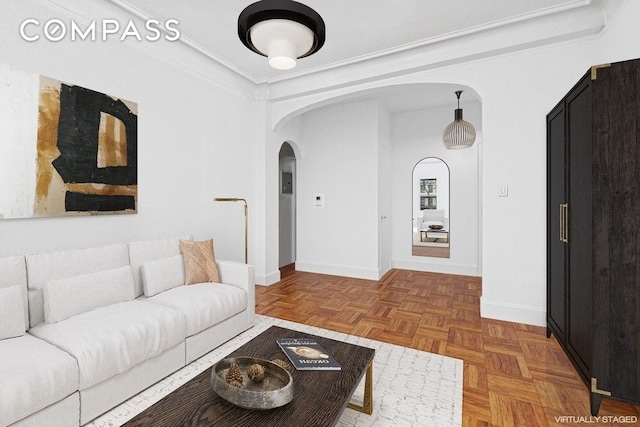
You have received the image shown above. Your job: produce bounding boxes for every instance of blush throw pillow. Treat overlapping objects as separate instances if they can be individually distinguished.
[179,239,220,285]
[0,285,26,340]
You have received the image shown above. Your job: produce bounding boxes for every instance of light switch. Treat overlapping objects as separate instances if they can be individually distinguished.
[314,193,324,207]
[498,185,509,197]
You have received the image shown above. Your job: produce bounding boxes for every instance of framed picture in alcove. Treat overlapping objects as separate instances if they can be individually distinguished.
[420,178,437,209]
[420,178,437,194]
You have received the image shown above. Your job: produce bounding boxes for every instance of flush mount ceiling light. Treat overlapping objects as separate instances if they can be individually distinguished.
[442,90,476,149]
[238,0,325,70]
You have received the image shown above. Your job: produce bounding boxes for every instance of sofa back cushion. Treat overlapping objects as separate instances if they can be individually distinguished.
[128,235,191,298]
[26,243,129,327]
[141,255,185,297]
[0,256,28,331]
[0,286,26,339]
[43,266,135,323]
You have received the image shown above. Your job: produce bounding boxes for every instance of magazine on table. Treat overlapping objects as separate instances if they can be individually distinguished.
[276,338,342,371]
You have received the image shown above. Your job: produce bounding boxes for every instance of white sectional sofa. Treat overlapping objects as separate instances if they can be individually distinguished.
[0,236,255,427]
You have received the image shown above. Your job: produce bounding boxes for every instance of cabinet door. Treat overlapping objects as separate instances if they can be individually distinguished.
[566,75,593,381]
[591,59,640,405]
[547,102,567,339]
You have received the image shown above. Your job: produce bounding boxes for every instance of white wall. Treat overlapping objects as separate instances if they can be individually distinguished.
[392,104,481,276]
[378,103,393,277]
[266,1,640,326]
[296,100,380,279]
[0,1,260,262]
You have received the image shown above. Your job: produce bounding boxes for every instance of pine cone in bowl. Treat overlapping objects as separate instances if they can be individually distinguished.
[247,363,266,383]
[225,362,244,387]
[271,359,292,372]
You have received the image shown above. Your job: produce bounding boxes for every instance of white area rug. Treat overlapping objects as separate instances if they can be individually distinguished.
[89,315,463,427]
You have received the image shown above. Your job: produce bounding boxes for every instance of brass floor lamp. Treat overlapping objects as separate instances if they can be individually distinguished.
[213,198,248,264]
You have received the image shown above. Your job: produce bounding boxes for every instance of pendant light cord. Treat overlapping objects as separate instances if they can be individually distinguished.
[455,90,462,109]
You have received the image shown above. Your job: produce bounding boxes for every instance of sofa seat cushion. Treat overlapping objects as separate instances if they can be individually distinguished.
[0,334,78,427]
[147,283,247,337]
[29,300,186,390]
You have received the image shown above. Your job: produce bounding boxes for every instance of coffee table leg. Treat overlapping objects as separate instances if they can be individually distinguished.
[347,360,373,415]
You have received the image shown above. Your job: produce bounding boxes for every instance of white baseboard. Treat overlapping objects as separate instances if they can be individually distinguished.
[295,261,379,281]
[392,258,480,277]
[481,298,546,327]
[255,270,281,286]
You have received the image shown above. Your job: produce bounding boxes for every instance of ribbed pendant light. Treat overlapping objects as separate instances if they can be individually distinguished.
[442,90,476,149]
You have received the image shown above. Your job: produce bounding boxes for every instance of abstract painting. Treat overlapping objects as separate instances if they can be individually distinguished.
[0,63,137,218]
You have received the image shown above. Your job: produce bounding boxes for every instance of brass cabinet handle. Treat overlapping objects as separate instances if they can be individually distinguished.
[560,203,569,243]
[559,204,564,242]
[564,204,569,243]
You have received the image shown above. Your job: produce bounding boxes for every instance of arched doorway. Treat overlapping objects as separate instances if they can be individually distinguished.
[270,83,482,279]
[279,142,296,272]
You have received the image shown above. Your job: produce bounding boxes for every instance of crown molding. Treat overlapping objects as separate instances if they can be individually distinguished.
[263,4,606,102]
[259,0,593,86]
[103,0,258,85]
[39,0,257,99]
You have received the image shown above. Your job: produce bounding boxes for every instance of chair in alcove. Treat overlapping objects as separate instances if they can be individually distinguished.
[420,209,447,231]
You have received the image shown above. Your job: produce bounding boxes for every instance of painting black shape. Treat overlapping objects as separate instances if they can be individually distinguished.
[52,84,137,212]
[65,192,135,212]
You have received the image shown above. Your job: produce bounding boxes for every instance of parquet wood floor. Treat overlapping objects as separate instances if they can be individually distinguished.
[255,269,640,427]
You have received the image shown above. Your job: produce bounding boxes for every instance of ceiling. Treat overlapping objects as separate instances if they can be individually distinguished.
[108,0,616,84]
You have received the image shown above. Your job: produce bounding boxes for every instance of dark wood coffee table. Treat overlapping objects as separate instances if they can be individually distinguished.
[123,326,375,427]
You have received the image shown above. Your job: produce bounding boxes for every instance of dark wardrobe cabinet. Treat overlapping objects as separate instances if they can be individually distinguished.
[547,58,640,415]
